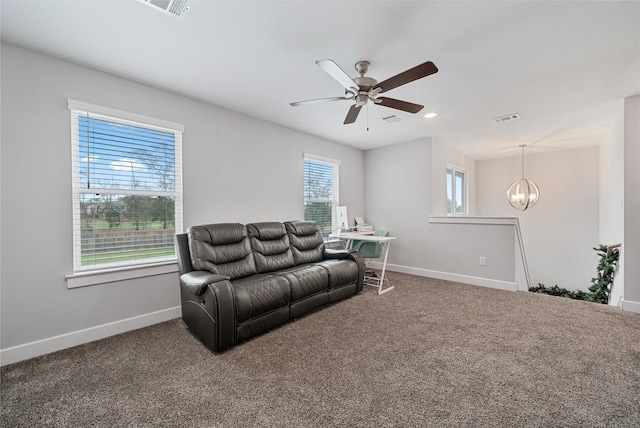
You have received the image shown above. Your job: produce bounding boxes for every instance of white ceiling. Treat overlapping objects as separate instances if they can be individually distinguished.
[1,1,638,159]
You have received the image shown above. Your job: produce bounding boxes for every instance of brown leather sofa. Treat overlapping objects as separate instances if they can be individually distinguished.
[175,220,364,352]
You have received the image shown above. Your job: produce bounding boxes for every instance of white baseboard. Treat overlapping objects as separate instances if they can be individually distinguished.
[0,306,181,367]
[367,262,519,292]
[621,299,640,314]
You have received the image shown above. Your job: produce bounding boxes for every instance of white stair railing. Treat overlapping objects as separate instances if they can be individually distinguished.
[514,218,531,289]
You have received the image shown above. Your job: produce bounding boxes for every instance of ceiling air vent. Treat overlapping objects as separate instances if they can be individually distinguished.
[492,113,520,123]
[138,0,191,18]
[382,115,403,123]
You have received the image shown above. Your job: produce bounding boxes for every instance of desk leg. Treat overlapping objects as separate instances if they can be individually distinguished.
[377,241,394,295]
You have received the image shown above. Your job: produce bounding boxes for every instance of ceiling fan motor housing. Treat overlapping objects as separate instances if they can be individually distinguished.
[354,76,378,91]
[353,74,378,106]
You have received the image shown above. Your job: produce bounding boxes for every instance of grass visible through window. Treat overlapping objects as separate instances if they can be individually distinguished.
[81,247,175,266]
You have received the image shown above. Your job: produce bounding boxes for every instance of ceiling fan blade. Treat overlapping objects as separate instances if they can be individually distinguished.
[373,61,438,94]
[316,59,359,93]
[343,104,362,124]
[290,96,351,107]
[375,97,424,113]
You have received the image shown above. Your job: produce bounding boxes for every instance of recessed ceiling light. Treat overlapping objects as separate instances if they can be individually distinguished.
[424,112,438,119]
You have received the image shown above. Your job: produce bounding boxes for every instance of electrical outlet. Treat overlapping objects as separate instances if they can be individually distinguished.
[479,256,487,266]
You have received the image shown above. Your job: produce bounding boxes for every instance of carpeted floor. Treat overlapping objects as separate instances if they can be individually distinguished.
[2,272,639,427]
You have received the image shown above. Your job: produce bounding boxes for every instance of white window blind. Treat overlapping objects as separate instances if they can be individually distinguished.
[68,100,183,273]
[303,154,340,237]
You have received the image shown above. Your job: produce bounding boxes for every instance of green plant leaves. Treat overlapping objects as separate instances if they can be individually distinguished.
[529,244,619,305]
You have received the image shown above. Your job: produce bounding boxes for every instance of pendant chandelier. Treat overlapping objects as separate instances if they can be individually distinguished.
[507,144,540,211]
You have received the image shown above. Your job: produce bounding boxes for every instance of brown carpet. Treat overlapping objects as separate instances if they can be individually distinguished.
[2,273,639,427]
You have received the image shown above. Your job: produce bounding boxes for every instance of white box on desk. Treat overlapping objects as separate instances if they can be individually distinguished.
[356,224,373,232]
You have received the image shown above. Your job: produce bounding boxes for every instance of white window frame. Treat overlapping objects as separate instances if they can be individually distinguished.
[303,153,340,237]
[447,164,468,216]
[67,100,183,287]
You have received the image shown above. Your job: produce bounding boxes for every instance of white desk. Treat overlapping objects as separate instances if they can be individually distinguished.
[335,233,397,295]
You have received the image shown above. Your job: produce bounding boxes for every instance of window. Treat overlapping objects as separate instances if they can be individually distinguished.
[303,154,340,237]
[68,100,183,273]
[447,165,467,215]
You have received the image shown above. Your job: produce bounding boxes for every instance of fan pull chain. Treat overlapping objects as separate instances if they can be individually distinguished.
[366,103,370,131]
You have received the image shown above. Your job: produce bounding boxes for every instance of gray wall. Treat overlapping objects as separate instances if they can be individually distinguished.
[0,43,364,351]
[599,99,626,305]
[364,139,432,267]
[624,95,640,303]
[364,139,515,285]
[364,140,605,292]
[476,147,600,292]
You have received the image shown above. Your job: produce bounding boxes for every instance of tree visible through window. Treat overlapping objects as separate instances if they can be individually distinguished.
[303,155,339,237]
[69,101,183,272]
[447,166,467,215]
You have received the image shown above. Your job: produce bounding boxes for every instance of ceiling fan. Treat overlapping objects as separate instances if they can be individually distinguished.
[290,59,438,124]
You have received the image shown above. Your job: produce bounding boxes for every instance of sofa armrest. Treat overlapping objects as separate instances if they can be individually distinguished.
[180,271,230,296]
[179,270,236,352]
[323,248,357,260]
[323,248,365,292]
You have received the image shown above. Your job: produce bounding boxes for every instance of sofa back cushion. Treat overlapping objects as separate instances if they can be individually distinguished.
[247,222,296,273]
[285,220,325,265]
[188,223,257,280]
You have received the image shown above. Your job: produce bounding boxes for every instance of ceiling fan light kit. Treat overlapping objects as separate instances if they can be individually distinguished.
[507,144,540,211]
[290,58,438,125]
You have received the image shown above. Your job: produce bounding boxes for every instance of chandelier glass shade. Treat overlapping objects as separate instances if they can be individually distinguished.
[507,145,540,211]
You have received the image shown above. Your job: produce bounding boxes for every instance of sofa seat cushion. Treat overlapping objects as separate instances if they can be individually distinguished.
[232,275,290,324]
[317,259,359,289]
[276,264,328,302]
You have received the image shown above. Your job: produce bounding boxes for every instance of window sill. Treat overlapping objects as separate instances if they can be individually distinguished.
[65,261,178,289]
